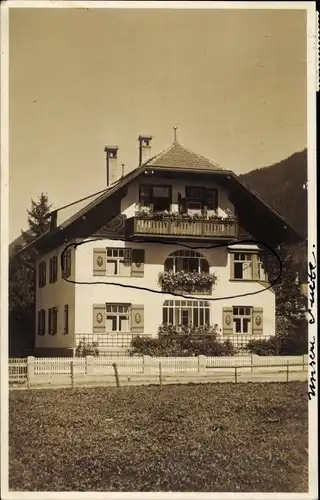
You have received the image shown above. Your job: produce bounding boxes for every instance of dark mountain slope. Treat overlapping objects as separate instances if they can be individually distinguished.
[240,149,308,282]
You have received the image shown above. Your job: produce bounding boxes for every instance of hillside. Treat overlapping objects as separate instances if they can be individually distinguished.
[240,149,308,282]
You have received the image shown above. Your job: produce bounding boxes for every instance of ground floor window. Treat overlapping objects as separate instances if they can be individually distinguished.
[233,306,252,334]
[162,300,210,327]
[106,304,131,332]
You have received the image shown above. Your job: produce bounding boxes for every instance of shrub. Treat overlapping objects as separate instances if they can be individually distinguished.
[130,324,235,357]
[246,318,308,356]
[75,340,99,357]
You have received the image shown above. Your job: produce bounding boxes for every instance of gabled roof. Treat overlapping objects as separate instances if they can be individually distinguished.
[145,141,223,171]
[15,138,306,256]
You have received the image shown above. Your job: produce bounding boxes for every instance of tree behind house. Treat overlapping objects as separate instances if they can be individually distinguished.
[9,193,52,357]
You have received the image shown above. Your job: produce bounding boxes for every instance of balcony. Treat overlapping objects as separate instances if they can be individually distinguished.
[126,212,238,241]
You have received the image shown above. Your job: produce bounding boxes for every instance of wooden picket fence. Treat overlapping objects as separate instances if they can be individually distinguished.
[9,354,308,387]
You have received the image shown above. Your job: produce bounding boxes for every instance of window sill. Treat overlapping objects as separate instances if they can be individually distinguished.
[229,279,269,283]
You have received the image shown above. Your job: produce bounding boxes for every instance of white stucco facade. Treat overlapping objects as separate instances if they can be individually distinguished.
[34,173,276,355]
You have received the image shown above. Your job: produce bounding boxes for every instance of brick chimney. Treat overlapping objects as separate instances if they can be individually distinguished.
[138,135,152,166]
[104,146,119,186]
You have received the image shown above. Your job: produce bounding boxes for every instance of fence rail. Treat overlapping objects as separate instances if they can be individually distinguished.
[9,354,308,387]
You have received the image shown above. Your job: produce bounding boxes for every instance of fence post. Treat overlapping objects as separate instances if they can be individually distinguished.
[303,354,308,371]
[86,355,94,375]
[198,355,206,374]
[113,362,120,388]
[143,355,152,375]
[286,361,289,383]
[235,366,238,384]
[159,362,162,389]
[27,356,35,386]
[251,354,259,373]
[70,360,74,389]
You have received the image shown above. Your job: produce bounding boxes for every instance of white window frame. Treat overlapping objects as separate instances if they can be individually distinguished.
[165,250,209,273]
[257,254,266,281]
[233,253,253,280]
[162,300,210,328]
[233,306,252,334]
[106,248,131,276]
[106,304,131,333]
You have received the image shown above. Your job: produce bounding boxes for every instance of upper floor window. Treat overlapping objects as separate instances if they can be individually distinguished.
[162,299,210,327]
[139,184,172,211]
[233,253,253,280]
[49,256,58,283]
[230,251,267,281]
[164,249,209,273]
[257,254,266,281]
[38,261,46,288]
[62,249,71,279]
[107,248,131,276]
[186,186,218,212]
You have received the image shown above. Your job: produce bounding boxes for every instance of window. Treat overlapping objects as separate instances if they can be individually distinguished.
[185,186,218,212]
[38,261,46,288]
[37,309,46,336]
[233,253,253,279]
[49,256,58,283]
[162,300,210,327]
[205,188,218,211]
[186,187,203,211]
[106,248,131,276]
[62,249,71,279]
[139,184,172,211]
[48,307,58,335]
[233,307,252,334]
[106,304,131,332]
[164,250,209,273]
[64,305,69,334]
[257,254,266,281]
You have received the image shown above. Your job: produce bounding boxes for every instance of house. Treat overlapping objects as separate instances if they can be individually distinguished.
[19,133,304,357]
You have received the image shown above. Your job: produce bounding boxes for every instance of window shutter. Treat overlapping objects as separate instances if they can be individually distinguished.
[222,307,233,335]
[131,304,144,333]
[131,249,145,277]
[252,253,259,280]
[93,304,106,333]
[229,253,235,279]
[93,249,106,276]
[252,307,263,334]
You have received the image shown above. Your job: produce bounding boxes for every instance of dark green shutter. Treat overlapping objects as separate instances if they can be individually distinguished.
[131,304,144,333]
[131,249,145,277]
[252,307,263,334]
[93,249,106,276]
[93,304,106,333]
[222,306,233,335]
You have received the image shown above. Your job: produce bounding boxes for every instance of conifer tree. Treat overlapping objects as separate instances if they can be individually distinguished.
[9,193,52,356]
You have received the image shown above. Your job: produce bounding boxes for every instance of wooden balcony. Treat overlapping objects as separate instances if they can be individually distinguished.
[126,215,238,240]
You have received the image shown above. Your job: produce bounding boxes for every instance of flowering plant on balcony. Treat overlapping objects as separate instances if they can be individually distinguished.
[135,208,237,223]
[158,270,217,294]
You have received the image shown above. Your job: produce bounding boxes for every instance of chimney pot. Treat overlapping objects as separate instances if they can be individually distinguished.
[138,135,153,166]
[105,145,119,185]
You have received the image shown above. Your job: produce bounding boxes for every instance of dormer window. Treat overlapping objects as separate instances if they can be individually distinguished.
[139,184,172,211]
[185,186,218,213]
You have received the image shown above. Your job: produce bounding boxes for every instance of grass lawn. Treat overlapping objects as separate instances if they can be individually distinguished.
[9,382,308,492]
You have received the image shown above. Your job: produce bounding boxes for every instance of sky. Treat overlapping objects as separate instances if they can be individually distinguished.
[8,6,307,241]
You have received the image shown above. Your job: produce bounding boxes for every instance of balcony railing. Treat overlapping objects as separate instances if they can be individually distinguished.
[126,214,238,239]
